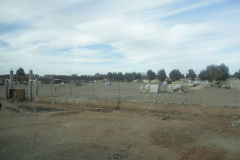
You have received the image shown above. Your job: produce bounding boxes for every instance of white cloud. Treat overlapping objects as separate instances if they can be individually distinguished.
[0,0,240,75]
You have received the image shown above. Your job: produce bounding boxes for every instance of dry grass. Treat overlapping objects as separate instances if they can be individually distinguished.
[180,146,227,160]
[50,111,81,117]
[33,98,240,138]
[197,115,240,137]
[150,128,194,148]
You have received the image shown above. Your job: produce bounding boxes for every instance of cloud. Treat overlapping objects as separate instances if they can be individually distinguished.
[0,0,240,75]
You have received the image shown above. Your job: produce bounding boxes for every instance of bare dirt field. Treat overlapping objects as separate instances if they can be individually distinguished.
[1,100,240,160]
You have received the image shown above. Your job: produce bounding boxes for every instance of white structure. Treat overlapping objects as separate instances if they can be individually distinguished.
[140,84,160,93]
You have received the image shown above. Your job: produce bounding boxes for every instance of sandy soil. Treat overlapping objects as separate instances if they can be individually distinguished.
[0,100,240,160]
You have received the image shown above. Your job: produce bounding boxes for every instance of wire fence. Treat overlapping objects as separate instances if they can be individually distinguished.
[1,82,240,107]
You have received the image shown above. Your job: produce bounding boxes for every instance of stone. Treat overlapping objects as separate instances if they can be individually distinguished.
[232,120,240,128]
[161,114,169,120]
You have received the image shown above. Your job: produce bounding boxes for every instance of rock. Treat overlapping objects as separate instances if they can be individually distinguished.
[232,120,240,128]
[161,114,169,120]
[109,153,122,160]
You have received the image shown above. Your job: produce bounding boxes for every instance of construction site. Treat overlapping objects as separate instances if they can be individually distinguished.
[0,70,240,160]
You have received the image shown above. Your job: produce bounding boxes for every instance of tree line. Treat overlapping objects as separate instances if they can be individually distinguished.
[105,63,239,82]
[14,63,240,82]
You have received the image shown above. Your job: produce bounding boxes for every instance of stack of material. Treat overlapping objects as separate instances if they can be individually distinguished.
[167,84,182,93]
[159,83,168,93]
[13,89,25,102]
[133,79,141,83]
[140,84,160,93]
[199,81,209,88]
[193,81,200,86]
[226,79,240,90]
[143,79,150,83]
[143,84,151,92]
[150,79,160,84]
[149,84,160,93]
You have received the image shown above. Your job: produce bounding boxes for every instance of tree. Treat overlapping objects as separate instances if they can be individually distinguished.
[112,72,118,80]
[124,73,132,82]
[157,69,166,82]
[169,69,181,81]
[216,63,229,81]
[117,72,123,81]
[136,72,142,80]
[146,69,156,80]
[205,65,219,81]
[107,72,113,80]
[198,70,207,80]
[186,69,196,81]
[95,73,100,77]
[16,67,25,76]
[203,64,229,81]
[233,69,240,79]
[132,72,137,80]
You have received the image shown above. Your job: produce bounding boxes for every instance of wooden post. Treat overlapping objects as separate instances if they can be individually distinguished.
[5,80,9,99]
[29,80,33,101]
[10,70,13,89]
[29,70,33,81]
[35,76,39,96]
[29,70,33,101]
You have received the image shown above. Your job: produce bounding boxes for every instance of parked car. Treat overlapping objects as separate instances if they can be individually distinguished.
[52,79,62,84]
[75,82,81,86]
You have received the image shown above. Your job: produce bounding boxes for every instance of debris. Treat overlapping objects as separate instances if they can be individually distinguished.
[167,84,182,93]
[92,108,111,112]
[161,114,169,120]
[109,153,122,160]
[93,108,105,112]
[143,79,150,83]
[6,106,19,112]
[140,84,160,93]
[17,105,64,112]
[232,120,240,128]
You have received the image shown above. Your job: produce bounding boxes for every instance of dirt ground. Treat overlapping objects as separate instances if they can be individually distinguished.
[0,100,240,160]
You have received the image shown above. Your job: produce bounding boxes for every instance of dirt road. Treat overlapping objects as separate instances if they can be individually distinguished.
[0,101,240,160]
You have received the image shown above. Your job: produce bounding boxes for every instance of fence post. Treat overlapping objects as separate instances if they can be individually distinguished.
[5,80,9,99]
[35,75,39,96]
[117,81,121,108]
[92,81,95,100]
[184,82,187,104]
[10,70,13,89]
[29,70,33,101]
[51,80,53,96]
[29,80,33,101]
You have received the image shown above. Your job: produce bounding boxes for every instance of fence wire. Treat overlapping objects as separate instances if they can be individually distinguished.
[1,81,240,107]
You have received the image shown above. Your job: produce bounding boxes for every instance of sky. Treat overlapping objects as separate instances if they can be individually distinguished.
[0,0,240,75]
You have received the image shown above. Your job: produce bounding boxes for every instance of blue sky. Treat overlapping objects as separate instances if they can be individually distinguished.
[0,0,240,75]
